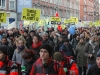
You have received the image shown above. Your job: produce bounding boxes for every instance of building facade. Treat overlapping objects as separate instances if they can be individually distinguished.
[33,0,80,21]
[0,0,17,27]
[80,0,94,21]
[94,0,99,21]
[99,4,100,20]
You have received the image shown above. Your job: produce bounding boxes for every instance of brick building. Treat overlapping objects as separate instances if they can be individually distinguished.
[80,0,94,21]
[94,0,99,21]
[33,0,80,20]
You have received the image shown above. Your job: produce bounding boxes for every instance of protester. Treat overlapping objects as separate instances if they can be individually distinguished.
[22,49,37,75]
[59,39,75,57]
[84,35,100,69]
[0,45,19,75]
[87,50,100,75]
[53,51,78,75]
[29,34,42,58]
[27,30,36,48]
[41,32,54,47]
[0,36,13,60]
[12,36,27,66]
[55,36,64,52]
[76,38,87,75]
[30,44,66,75]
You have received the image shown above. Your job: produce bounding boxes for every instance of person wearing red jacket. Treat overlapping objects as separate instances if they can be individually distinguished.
[53,51,78,75]
[30,44,66,75]
[0,45,19,75]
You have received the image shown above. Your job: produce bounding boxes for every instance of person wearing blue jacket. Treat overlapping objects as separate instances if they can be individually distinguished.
[59,39,75,57]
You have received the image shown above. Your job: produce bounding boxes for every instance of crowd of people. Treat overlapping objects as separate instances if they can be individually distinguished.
[0,26,100,75]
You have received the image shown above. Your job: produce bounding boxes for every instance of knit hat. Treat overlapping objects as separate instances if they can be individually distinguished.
[0,45,7,55]
[53,52,63,62]
[40,44,53,57]
[96,50,100,57]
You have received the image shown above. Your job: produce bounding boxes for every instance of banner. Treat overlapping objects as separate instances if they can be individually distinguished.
[0,12,6,23]
[50,17,61,22]
[17,0,32,13]
[22,8,41,22]
[70,17,78,24]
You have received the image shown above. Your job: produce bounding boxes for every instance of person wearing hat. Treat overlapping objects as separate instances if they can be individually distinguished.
[0,45,19,75]
[53,51,78,75]
[30,44,66,75]
[87,50,100,75]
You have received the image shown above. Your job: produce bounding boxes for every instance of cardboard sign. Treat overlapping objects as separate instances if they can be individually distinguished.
[50,17,61,22]
[22,8,41,22]
[0,12,6,23]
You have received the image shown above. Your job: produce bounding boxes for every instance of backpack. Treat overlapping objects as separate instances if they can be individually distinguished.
[6,60,22,75]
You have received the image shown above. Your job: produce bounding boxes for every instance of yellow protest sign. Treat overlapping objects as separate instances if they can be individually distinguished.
[70,17,78,24]
[22,8,41,22]
[50,17,61,22]
[24,20,35,26]
[0,12,6,23]
[38,20,45,26]
[64,19,73,24]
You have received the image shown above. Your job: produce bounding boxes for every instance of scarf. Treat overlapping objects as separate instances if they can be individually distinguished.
[32,42,42,49]
[18,46,25,51]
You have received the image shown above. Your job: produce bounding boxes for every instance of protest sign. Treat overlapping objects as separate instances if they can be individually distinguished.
[0,12,6,23]
[50,17,61,22]
[22,8,41,22]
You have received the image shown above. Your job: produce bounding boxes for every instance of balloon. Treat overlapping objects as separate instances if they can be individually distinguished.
[69,26,75,34]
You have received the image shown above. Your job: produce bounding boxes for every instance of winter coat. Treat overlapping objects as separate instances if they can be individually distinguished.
[29,42,42,59]
[12,49,26,66]
[26,58,37,75]
[0,60,19,75]
[55,41,64,52]
[60,59,78,75]
[87,64,100,75]
[84,41,100,65]
[72,38,79,49]
[30,58,66,75]
[59,44,74,57]
[76,43,87,67]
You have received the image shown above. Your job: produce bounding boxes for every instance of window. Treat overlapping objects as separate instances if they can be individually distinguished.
[84,15,86,20]
[41,6,44,15]
[42,0,45,1]
[50,8,52,16]
[0,0,6,8]
[84,7,86,12]
[50,0,52,3]
[9,0,15,10]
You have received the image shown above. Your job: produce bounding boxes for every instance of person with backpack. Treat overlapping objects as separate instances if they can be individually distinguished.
[0,45,19,75]
[30,44,66,75]
[53,51,78,75]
